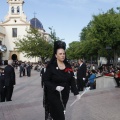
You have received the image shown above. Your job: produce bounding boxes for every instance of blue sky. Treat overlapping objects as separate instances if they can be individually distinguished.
[0,0,120,47]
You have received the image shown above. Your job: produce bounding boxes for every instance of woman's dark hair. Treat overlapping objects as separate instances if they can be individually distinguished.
[47,40,68,67]
[53,40,66,54]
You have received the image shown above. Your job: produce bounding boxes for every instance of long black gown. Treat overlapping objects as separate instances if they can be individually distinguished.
[43,61,78,120]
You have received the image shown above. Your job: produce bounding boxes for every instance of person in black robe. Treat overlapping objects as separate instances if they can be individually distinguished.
[0,69,5,102]
[77,59,87,91]
[26,62,31,77]
[4,60,16,101]
[43,40,80,120]
[23,62,26,76]
[19,63,24,77]
[40,62,48,88]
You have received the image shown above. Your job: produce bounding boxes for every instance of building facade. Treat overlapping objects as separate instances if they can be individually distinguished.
[0,0,50,64]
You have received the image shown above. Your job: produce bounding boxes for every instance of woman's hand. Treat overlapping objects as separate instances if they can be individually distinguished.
[56,86,64,92]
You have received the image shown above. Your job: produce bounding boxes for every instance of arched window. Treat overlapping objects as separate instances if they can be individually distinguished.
[17,6,20,13]
[11,7,14,13]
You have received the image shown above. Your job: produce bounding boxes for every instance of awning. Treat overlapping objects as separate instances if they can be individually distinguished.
[0,45,7,52]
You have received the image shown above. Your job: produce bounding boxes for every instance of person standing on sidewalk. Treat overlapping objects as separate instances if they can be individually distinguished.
[114,68,120,88]
[26,62,32,77]
[19,63,24,77]
[77,59,87,92]
[43,40,80,120]
[0,69,5,102]
[4,60,16,101]
[40,62,48,88]
[40,62,52,120]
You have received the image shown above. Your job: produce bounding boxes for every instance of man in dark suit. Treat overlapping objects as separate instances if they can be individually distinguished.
[77,59,87,91]
[4,60,16,101]
[23,62,26,76]
[19,63,23,77]
[40,62,51,120]
[40,62,47,88]
[0,69,5,102]
[26,62,32,77]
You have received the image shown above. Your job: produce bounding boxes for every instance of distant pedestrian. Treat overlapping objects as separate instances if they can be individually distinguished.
[40,62,48,88]
[26,62,31,77]
[114,68,120,88]
[77,59,87,91]
[92,64,95,70]
[0,69,5,102]
[19,63,24,77]
[4,60,16,101]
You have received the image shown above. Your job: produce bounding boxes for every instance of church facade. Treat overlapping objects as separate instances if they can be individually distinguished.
[0,0,50,64]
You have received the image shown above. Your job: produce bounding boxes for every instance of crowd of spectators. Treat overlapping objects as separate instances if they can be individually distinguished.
[71,61,120,89]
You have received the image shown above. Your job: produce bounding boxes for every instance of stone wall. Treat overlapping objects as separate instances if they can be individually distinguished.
[96,76,116,89]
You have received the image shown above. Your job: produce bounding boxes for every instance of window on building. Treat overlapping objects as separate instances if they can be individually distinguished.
[0,41,2,45]
[11,7,14,13]
[17,6,20,14]
[12,28,17,37]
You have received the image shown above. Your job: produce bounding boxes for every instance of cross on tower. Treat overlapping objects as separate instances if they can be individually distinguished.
[33,12,37,28]
[34,12,37,18]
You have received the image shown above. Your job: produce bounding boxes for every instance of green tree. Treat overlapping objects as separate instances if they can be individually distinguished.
[79,22,102,62]
[79,8,120,65]
[66,41,81,60]
[91,8,120,65]
[14,27,53,62]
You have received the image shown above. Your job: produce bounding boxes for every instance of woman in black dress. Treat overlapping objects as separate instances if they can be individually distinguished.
[43,40,80,120]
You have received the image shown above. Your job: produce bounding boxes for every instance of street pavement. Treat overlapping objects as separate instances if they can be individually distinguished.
[0,68,120,120]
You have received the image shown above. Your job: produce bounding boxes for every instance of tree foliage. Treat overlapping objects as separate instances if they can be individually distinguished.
[14,27,53,62]
[66,41,81,59]
[66,7,120,65]
[91,8,120,49]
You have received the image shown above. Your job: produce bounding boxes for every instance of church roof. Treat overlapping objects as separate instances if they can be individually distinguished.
[30,18,44,30]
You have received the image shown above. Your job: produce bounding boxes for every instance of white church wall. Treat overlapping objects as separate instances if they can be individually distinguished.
[3,25,29,60]
[3,18,28,25]
[0,26,5,45]
[1,0,50,63]
[0,26,5,35]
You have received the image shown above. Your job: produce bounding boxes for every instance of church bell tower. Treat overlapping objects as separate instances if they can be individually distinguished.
[1,0,30,61]
[5,0,27,22]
